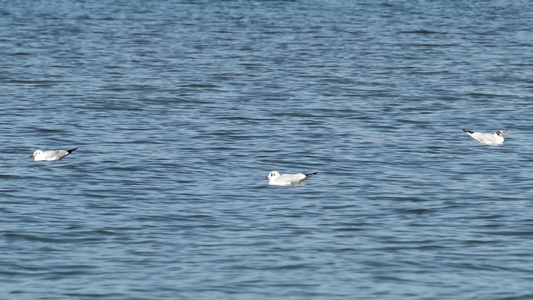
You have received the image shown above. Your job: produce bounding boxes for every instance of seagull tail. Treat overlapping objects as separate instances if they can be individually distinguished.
[67,148,78,154]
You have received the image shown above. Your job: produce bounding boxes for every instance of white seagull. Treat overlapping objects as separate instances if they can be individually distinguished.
[264,171,317,186]
[463,129,507,145]
[29,148,78,161]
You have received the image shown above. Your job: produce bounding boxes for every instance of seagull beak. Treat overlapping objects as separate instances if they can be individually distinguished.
[264,176,269,180]
[29,154,34,158]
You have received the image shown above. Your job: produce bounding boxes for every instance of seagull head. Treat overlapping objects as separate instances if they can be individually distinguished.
[496,129,507,137]
[29,150,42,158]
[265,171,280,180]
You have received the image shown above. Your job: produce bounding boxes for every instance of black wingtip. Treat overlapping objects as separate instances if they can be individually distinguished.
[305,172,318,177]
[67,147,78,154]
[463,129,474,134]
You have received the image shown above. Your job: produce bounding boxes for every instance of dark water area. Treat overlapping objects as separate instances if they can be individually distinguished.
[1,1,533,299]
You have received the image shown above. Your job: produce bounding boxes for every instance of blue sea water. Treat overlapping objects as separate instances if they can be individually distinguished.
[1,1,533,299]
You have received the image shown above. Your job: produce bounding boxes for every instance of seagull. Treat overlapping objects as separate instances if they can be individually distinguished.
[462,129,507,145]
[29,148,78,161]
[264,171,317,186]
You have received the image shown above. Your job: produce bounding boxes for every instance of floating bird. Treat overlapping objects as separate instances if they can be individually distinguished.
[29,148,78,161]
[463,129,507,145]
[264,171,317,186]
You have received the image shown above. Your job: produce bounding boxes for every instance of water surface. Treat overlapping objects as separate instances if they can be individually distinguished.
[1,1,533,299]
